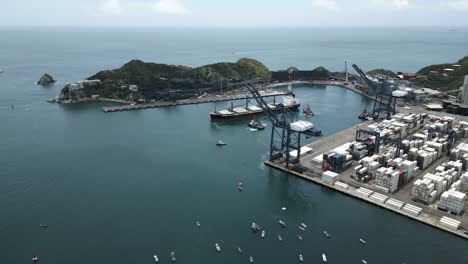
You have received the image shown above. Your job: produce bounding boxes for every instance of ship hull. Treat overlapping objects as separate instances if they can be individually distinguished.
[210,104,300,123]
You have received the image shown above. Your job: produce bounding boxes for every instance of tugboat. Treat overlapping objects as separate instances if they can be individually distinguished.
[248,119,265,130]
[358,108,372,120]
[303,105,315,116]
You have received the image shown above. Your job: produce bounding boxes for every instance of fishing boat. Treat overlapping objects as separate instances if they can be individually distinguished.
[303,105,314,116]
[299,254,304,262]
[251,223,261,232]
[362,260,368,264]
[298,235,303,240]
[300,223,308,229]
[261,230,265,238]
[278,234,283,241]
[196,221,201,227]
[216,141,227,146]
[153,255,159,263]
[210,95,300,123]
[360,238,367,244]
[170,252,176,262]
[278,220,286,227]
[323,231,330,238]
[322,253,327,262]
[281,207,287,211]
[248,119,265,130]
[32,256,38,262]
[358,108,372,120]
[215,243,221,252]
[249,256,254,263]
[237,247,242,253]
[299,226,305,231]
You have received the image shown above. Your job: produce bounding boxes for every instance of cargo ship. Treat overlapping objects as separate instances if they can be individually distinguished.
[210,96,300,122]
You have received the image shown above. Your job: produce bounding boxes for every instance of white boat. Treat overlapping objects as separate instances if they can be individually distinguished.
[251,222,261,232]
[171,252,176,262]
[360,238,367,244]
[32,256,38,262]
[322,253,327,262]
[215,243,221,252]
[196,221,201,227]
[278,234,283,241]
[153,255,159,263]
[237,247,242,253]
[278,220,286,227]
[216,140,227,146]
[298,235,303,240]
[299,254,304,262]
[362,260,368,264]
[301,223,308,229]
[249,256,254,263]
[281,207,287,211]
[238,182,243,186]
[238,186,243,192]
[323,231,330,238]
[261,230,265,238]
[299,226,305,231]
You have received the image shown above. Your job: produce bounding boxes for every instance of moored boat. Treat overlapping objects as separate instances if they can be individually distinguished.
[362,260,368,264]
[261,230,265,238]
[299,226,305,231]
[358,108,372,120]
[298,235,303,240]
[278,234,283,241]
[210,95,300,123]
[249,256,254,263]
[251,222,261,232]
[300,223,307,229]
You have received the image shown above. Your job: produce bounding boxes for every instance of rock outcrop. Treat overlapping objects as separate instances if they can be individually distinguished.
[37,73,56,86]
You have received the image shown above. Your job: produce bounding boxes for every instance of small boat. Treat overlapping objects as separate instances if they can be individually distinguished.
[261,230,265,238]
[299,254,304,262]
[196,221,201,227]
[298,235,303,240]
[32,256,38,262]
[39,224,48,229]
[300,223,307,229]
[153,255,159,263]
[238,186,243,192]
[323,231,330,238]
[237,247,242,253]
[278,220,286,227]
[322,253,327,262]
[251,223,261,232]
[281,207,287,211]
[299,226,305,231]
[170,252,176,262]
[358,108,371,120]
[278,234,283,241]
[303,105,314,116]
[248,119,265,130]
[238,182,243,186]
[360,238,367,244]
[216,141,227,146]
[215,243,221,252]
[362,260,368,264]
[249,256,254,263]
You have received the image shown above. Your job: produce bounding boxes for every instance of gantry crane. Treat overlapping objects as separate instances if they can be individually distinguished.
[352,64,397,120]
[241,81,319,166]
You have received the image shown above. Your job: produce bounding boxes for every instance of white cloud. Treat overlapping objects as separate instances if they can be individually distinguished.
[370,0,409,9]
[101,0,123,15]
[312,0,339,10]
[151,0,189,15]
[448,0,468,10]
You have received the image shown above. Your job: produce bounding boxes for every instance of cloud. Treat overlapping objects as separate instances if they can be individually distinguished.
[101,0,123,15]
[369,0,410,9]
[312,0,339,10]
[151,0,189,15]
[447,0,468,10]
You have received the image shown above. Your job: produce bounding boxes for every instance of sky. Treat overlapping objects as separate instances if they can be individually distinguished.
[1,0,468,27]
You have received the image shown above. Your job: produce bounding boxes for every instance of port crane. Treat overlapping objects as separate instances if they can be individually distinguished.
[352,64,397,120]
[241,80,319,166]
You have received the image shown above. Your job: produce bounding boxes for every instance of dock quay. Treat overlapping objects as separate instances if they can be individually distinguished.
[102,90,290,113]
[265,114,468,240]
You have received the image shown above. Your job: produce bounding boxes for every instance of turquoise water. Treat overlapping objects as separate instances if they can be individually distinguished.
[1,28,467,264]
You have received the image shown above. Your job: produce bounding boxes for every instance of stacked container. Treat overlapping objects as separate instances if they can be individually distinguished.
[438,189,466,215]
[411,178,437,205]
[458,173,468,193]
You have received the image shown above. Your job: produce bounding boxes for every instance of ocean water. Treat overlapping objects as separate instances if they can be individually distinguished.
[0,28,467,264]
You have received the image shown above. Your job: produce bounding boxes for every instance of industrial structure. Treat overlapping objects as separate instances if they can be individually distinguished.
[242,80,319,165]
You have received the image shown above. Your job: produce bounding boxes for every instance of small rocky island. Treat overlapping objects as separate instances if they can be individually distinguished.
[37,73,56,86]
[54,58,272,104]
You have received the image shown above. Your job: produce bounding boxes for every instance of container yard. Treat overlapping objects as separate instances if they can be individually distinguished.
[265,112,468,240]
